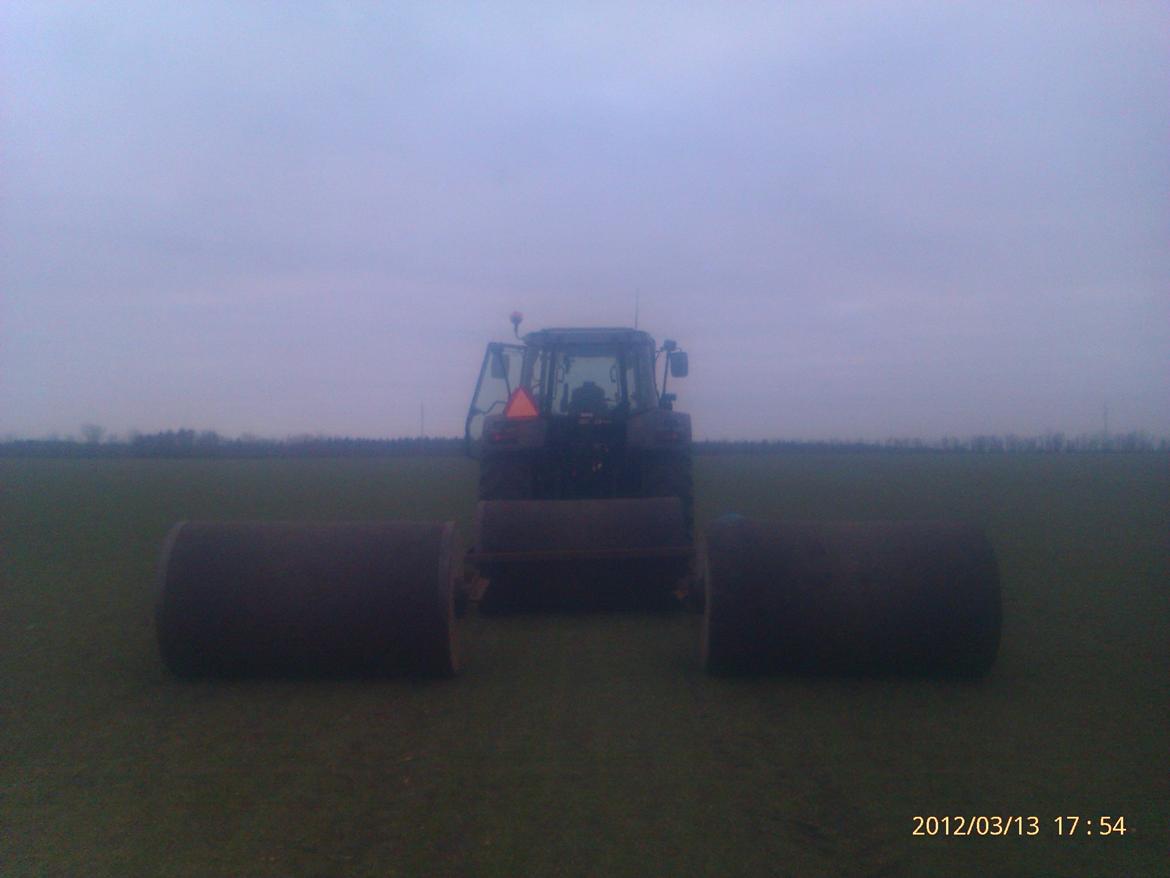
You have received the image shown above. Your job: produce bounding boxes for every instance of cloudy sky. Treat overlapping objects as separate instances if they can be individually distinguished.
[3,2,1167,441]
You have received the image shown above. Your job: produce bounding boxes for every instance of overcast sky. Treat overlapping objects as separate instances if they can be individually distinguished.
[3,2,1167,441]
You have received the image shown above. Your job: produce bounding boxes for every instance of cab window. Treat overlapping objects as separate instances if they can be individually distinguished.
[548,346,623,415]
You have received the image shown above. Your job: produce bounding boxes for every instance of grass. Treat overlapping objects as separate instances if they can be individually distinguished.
[2,454,1167,877]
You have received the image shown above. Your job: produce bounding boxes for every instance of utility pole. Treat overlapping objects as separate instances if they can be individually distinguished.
[634,290,639,330]
[420,402,425,438]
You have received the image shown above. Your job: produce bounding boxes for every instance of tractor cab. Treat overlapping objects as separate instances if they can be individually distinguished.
[465,324,687,454]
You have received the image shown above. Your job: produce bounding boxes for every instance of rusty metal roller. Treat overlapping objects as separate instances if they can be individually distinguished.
[156,521,461,677]
[702,516,1001,676]
[473,498,692,610]
[474,497,690,562]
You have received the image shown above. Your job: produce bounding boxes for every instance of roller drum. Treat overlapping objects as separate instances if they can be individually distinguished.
[474,498,692,610]
[702,517,1001,676]
[156,521,460,677]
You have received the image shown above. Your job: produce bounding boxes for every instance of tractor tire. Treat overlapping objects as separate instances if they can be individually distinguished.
[478,454,532,501]
[642,450,694,541]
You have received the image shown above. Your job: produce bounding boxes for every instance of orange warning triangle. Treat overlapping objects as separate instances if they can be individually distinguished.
[504,386,539,419]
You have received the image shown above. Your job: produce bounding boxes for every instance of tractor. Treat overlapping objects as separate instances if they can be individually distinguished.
[464,315,695,611]
[156,317,1001,679]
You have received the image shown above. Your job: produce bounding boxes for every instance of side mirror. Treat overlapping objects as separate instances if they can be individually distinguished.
[669,351,688,378]
[490,351,509,379]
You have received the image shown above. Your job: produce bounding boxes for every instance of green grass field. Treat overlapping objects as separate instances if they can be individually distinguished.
[2,454,1167,877]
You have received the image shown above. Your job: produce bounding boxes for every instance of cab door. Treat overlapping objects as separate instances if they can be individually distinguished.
[465,343,526,457]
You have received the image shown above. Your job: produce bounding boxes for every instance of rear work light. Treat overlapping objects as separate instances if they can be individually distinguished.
[503,386,539,419]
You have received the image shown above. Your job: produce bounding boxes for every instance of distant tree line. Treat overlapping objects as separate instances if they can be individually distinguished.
[0,428,1166,458]
[695,432,1168,454]
[0,430,466,459]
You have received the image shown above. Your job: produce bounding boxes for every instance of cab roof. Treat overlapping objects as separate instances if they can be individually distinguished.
[522,327,656,348]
